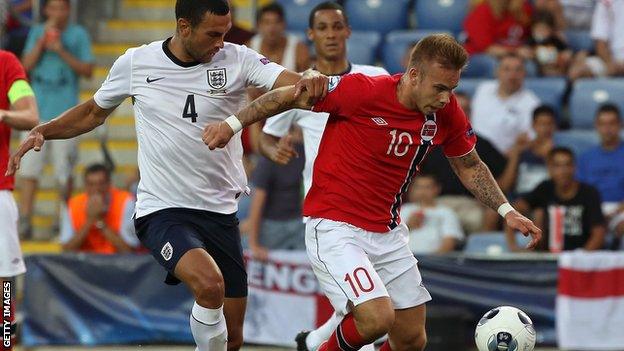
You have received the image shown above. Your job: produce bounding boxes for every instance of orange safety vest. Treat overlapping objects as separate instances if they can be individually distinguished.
[68,187,132,254]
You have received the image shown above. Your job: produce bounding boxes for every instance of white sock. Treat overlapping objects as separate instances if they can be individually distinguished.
[190,302,227,351]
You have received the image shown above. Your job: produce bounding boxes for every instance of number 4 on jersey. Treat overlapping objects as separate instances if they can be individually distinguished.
[183,94,198,123]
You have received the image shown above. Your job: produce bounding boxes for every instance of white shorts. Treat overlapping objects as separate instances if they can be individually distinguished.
[0,191,26,277]
[18,133,77,185]
[305,218,431,315]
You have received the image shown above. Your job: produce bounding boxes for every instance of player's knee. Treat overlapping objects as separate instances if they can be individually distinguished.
[356,307,395,339]
[189,271,225,306]
[393,327,427,351]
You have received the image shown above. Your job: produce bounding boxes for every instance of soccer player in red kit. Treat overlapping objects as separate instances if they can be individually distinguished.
[204,34,542,351]
[0,49,39,351]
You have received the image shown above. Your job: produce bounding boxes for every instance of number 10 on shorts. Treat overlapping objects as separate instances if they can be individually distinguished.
[344,267,375,298]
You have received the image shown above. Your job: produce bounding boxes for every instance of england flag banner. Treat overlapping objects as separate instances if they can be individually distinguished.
[243,251,333,346]
[556,251,624,350]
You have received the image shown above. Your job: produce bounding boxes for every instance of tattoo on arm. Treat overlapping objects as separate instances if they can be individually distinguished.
[237,87,306,128]
[448,150,508,211]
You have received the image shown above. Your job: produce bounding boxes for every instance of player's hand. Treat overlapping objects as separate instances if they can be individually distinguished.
[294,69,328,104]
[505,210,542,250]
[202,121,234,150]
[270,135,299,165]
[5,129,45,176]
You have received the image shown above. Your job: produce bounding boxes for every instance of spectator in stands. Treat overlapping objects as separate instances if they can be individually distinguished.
[244,129,305,260]
[60,164,138,254]
[527,11,572,76]
[464,0,533,58]
[223,1,254,45]
[401,174,464,254]
[560,0,595,30]
[18,0,93,238]
[498,105,556,196]
[471,53,541,155]
[249,3,310,72]
[533,0,566,32]
[506,147,606,252]
[568,0,624,80]
[3,0,32,56]
[576,104,624,243]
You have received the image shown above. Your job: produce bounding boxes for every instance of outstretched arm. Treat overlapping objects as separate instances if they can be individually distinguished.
[448,149,542,249]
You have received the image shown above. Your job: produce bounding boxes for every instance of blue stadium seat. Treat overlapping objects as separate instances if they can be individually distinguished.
[276,0,326,32]
[569,79,624,128]
[564,30,593,52]
[347,31,382,65]
[382,30,451,74]
[524,77,568,119]
[464,232,509,254]
[553,130,600,156]
[345,0,411,36]
[456,78,485,97]
[464,54,497,78]
[414,0,470,35]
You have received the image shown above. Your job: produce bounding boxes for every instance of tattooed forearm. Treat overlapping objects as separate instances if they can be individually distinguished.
[237,86,309,128]
[448,150,508,211]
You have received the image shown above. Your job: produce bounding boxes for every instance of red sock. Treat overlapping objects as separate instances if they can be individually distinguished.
[318,314,365,351]
[379,340,392,351]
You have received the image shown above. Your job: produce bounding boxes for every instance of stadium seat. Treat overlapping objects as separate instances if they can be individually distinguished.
[464,232,509,254]
[569,79,624,128]
[382,30,452,74]
[564,30,593,52]
[414,0,470,35]
[456,78,485,97]
[345,0,411,36]
[553,130,600,156]
[276,0,326,32]
[347,31,382,65]
[464,54,497,78]
[524,77,568,119]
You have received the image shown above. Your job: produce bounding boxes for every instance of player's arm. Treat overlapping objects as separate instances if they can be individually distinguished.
[448,149,542,249]
[271,69,328,103]
[259,133,299,165]
[0,80,39,130]
[6,98,116,175]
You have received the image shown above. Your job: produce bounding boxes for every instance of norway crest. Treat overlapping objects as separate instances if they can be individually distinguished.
[207,68,227,93]
[420,120,437,142]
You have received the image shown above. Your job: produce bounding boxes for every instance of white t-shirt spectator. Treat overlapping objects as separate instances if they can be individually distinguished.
[471,81,541,154]
[401,203,465,254]
[590,0,624,61]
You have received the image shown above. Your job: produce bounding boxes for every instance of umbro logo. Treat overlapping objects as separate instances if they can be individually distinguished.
[371,117,387,125]
[146,76,165,83]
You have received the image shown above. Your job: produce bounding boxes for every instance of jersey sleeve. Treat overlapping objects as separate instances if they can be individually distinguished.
[441,96,477,158]
[241,46,285,90]
[93,49,133,109]
[312,73,372,117]
[2,51,28,100]
[263,110,298,137]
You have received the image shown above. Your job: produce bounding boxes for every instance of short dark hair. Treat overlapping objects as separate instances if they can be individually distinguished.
[257,3,285,23]
[596,103,621,122]
[309,1,349,29]
[548,146,575,163]
[532,10,555,28]
[84,163,111,181]
[175,0,229,28]
[532,105,557,122]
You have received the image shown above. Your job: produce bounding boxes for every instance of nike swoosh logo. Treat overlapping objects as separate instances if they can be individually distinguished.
[146,76,165,83]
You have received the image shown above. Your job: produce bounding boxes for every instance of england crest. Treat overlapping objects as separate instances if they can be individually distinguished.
[207,68,227,93]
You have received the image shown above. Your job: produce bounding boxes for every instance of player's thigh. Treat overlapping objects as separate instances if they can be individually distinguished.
[0,191,26,277]
[305,218,388,316]
[50,138,78,185]
[387,304,427,350]
[223,297,246,349]
[370,224,432,310]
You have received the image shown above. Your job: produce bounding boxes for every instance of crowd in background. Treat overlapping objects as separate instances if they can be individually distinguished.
[1,0,623,257]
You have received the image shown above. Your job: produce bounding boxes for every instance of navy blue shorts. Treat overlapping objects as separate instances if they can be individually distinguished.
[134,208,247,297]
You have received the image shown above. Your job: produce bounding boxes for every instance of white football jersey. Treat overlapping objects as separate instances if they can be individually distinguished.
[94,39,285,218]
[262,64,388,195]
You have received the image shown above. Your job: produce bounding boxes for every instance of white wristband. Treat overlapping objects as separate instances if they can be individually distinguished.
[497,202,515,218]
[224,115,243,134]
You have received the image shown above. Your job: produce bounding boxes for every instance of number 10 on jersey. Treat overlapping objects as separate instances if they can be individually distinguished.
[387,129,414,157]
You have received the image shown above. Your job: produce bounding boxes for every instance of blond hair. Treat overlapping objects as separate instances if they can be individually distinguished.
[407,33,468,71]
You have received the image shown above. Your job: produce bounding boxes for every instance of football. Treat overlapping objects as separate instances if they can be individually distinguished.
[475,306,537,351]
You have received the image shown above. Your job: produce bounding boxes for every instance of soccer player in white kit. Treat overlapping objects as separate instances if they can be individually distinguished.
[6,1,327,350]
[258,3,386,350]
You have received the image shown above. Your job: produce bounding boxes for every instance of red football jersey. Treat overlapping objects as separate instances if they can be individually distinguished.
[304,73,477,233]
[0,50,28,191]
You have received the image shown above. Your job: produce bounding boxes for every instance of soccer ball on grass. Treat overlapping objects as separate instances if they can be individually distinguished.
[474,306,536,351]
